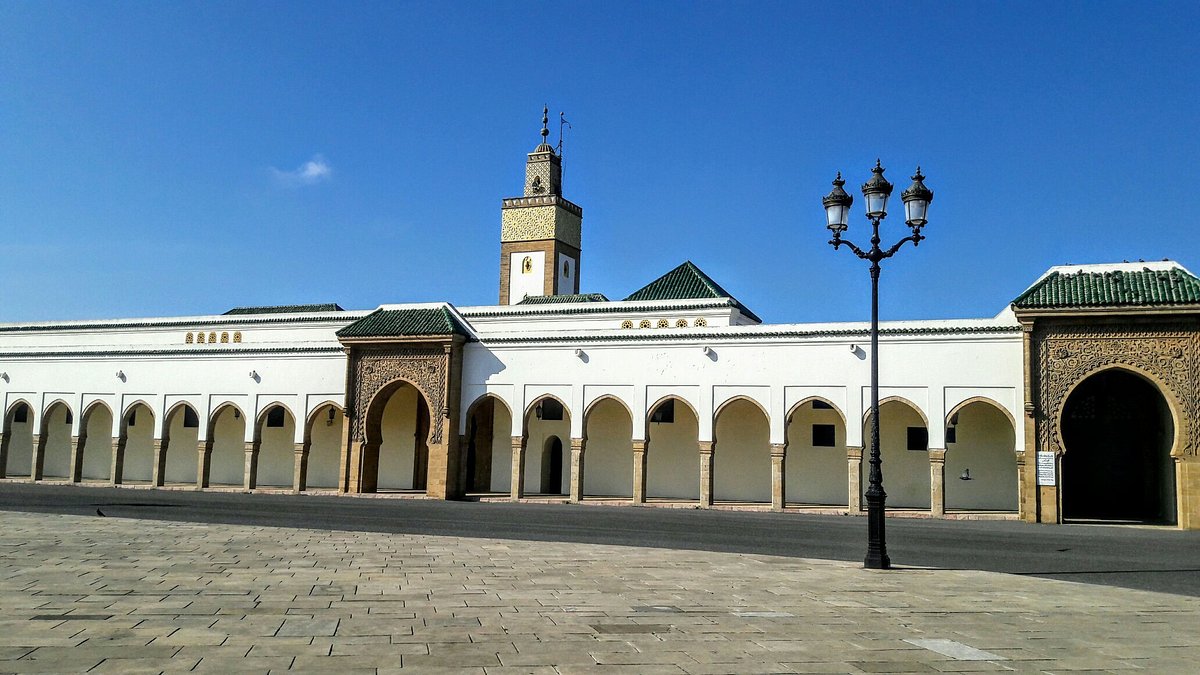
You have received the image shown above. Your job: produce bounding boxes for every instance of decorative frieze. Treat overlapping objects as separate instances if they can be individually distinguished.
[349,347,448,445]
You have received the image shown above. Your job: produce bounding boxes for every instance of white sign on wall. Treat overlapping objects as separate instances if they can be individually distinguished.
[1036,451,1057,486]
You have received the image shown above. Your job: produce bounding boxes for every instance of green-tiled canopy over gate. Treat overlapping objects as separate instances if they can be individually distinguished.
[1012,267,1200,309]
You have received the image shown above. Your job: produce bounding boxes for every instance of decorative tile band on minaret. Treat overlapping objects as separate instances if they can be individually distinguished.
[499,106,584,305]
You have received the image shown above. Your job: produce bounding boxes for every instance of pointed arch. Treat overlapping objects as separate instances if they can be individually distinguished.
[785,396,848,442]
[582,395,634,499]
[862,396,928,428]
[304,401,344,443]
[645,394,700,440]
[80,400,114,434]
[785,396,849,507]
[712,396,771,503]
[206,402,248,486]
[162,401,198,441]
[713,395,770,431]
[253,402,298,443]
[303,401,345,491]
[120,400,156,438]
[4,398,36,431]
[523,394,572,428]
[362,377,433,493]
[39,399,74,434]
[2,399,36,478]
[584,395,634,438]
[463,393,514,494]
[1055,363,1182,459]
[946,396,1015,432]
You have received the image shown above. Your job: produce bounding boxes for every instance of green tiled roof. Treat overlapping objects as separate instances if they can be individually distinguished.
[624,261,761,323]
[516,293,610,305]
[1012,267,1200,310]
[224,303,344,315]
[336,306,473,339]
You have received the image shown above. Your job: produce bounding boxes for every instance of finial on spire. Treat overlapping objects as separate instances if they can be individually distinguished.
[541,105,549,142]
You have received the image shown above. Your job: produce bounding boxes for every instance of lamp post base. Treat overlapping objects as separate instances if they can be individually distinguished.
[864,491,891,570]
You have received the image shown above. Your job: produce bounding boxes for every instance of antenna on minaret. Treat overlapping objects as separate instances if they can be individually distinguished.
[557,111,571,189]
[540,105,549,144]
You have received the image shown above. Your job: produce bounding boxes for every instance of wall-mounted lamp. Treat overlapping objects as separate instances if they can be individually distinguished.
[959,468,972,481]
[574,348,584,358]
[234,409,241,419]
[115,370,125,379]
[326,407,336,426]
[0,372,8,382]
[534,403,543,420]
[850,344,858,352]
[701,346,712,356]
[248,370,258,379]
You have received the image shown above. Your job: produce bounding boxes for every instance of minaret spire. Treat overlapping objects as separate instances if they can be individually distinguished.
[540,105,550,145]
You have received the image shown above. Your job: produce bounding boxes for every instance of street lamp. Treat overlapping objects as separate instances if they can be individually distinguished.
[823,160,933,570]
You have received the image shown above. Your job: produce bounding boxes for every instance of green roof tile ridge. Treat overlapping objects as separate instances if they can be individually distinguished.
[224,303,344,315]
[516,293,610,305]
[1012,266,1200,309]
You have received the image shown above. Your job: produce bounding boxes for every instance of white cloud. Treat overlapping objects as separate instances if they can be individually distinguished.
[271,155,332,187]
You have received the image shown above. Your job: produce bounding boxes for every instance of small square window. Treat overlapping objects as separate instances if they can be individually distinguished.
[650,399,675,424]
[907,427,928,451]
[13,404,28,424]
[183,408,199,428]
[266,406,286,428]
[811,400,833,410]
[536,398,564,421]
[812,423,836,447]
[945,426,957,444]
[127,409,137,427]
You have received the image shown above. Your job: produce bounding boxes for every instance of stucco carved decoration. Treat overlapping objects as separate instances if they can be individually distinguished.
[351,347,447,445]
[1036,324,1197,457]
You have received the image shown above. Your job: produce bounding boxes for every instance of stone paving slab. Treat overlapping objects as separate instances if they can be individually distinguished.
[0,512,1198,673]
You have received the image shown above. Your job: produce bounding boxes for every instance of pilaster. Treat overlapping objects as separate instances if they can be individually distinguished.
[68,435,84,483]
[510,436,526,501]
[929,448,947,517]
[0,432,7,479]
[243,441,260,491]
[847,446,863,512]
[293,442,310,492]
[151,439,167,487]
[770,443,787,511]
[31,434,45,481]
[632,440,647,504]
[698,441,714,508]
[197,440,212,489]
[569,438,585,503]
[110,438,127,486]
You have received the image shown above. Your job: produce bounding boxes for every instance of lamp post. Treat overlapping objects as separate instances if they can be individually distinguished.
[823,160,933,570]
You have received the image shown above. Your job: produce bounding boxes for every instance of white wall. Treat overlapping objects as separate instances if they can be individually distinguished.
[786,402,848,506]
[713,399,770,502]
[868,400,930,509]
[209,408,246,486]
[945,402,1018,511]
[256,409,295,487]
[583,399,632,497]
[122,404,155,483]
[647,401,699,500]
[557,253,574,294]
[5,414,33,477]
[488,408,514,493]
[81,406,113,481]
[307,407,343,489]
[508,250,546,303]
[41,404,73,479]
[164,408,199,484]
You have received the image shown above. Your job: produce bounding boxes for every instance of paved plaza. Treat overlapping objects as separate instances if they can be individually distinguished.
[0,511,1197,674]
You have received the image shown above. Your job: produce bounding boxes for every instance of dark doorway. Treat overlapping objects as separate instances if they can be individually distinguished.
[1061,369,1175,523]
[541,436,563,494]
[464,398,495,492]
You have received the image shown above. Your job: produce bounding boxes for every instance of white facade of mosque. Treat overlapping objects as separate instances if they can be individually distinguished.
[2,119,1198,528]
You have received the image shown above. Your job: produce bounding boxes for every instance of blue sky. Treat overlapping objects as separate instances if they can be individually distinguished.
[2,1,1197,323]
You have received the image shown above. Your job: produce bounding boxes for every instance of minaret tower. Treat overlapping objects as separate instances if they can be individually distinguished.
[499,106,583,304]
